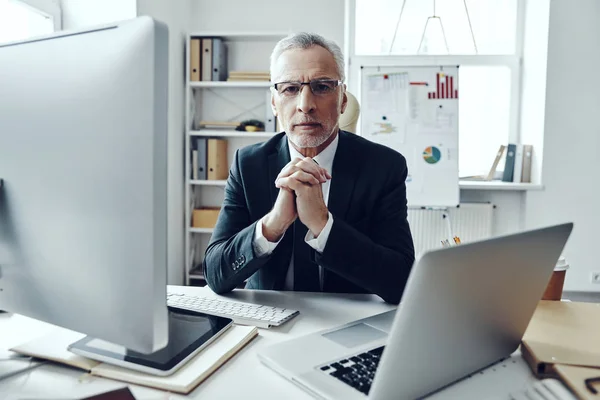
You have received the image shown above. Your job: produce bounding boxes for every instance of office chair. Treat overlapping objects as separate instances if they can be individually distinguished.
[339,91,360,134]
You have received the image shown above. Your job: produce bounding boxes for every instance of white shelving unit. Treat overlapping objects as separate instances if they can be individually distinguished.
[190,81,272,88]
[459,181,544,191]
[190,130,276,138]
[184,32,287,285]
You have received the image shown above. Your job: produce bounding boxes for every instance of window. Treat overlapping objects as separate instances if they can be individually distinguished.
[0,0,60,44]
[347,0,523,177]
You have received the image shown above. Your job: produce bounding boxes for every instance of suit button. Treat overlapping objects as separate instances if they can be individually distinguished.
[241,255,246,263]
[231,263,236,269]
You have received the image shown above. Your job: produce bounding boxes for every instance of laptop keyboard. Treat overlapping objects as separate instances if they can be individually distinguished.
[319,346,385,396]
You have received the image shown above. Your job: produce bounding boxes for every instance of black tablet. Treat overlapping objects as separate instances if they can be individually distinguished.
[68,307,232,376]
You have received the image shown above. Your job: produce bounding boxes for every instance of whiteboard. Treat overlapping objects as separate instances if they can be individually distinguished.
[360,66,459,207]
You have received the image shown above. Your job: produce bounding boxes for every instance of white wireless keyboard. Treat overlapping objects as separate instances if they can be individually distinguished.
[166,292,299,329]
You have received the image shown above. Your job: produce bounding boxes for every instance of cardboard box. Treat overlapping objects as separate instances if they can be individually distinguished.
[192,208,221,228]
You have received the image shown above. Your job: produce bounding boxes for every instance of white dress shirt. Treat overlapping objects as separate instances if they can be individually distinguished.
[252,133,339,290]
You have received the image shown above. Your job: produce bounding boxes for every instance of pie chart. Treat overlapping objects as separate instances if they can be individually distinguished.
[423,146,442,164]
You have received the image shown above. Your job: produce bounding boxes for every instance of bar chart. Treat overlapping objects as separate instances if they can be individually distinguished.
[428,73,458,99]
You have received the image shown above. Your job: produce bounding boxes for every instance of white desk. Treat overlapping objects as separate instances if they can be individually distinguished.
[0,286,538,399]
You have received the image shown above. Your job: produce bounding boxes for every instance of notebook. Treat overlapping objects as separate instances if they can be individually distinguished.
[10,325,258,394]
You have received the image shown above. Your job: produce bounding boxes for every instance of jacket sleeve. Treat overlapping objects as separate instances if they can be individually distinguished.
[315,155,415,304]
[203,150,272,294]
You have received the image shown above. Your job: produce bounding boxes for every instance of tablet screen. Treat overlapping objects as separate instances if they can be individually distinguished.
[69,307,232,371]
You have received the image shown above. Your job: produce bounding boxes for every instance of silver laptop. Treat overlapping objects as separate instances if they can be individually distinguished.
[258,223,573,399]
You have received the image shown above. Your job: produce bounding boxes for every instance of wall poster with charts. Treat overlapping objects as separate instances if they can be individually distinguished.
[360,66,459,207]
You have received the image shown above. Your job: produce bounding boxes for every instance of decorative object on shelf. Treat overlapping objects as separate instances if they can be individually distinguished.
[235,119,265,132]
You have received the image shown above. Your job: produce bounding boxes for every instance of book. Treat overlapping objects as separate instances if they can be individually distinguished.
[10,325,258,394]
[502,143,517,182]
[521,144,533,183]
[197,120,240,129]
[486,145,506,181]
[512,144,524,183]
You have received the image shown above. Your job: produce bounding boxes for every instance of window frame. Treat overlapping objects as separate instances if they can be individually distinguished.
[344,0,526,150]
[14,0,62,31]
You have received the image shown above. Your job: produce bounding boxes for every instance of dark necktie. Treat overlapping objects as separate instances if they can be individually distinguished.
[293,220,321,292]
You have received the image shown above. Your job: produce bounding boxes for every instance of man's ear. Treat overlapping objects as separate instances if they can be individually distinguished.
[270,89,278,117]
[340,84,348,114]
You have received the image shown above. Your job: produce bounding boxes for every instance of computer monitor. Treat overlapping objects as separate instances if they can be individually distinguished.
[0,17,169,354]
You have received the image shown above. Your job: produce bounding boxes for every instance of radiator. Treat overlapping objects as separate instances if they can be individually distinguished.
[407,203,495,257]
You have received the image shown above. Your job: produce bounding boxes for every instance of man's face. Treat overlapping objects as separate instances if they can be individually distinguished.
[271,46,348,149]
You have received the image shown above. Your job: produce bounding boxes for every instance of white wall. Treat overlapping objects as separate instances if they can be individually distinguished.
[60,0,136,29]
[525,0,600,292]
[519,0,550,185]
[137,0,191,285]
[189,0,345,48]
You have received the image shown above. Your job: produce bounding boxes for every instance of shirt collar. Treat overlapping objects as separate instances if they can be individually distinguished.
[287,131,339,174]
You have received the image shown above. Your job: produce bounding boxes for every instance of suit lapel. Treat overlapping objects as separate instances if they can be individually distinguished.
[328,131,358,220]
[268,134,291,207]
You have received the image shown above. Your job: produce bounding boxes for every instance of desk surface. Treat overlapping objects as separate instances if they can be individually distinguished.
[0,286,537,399]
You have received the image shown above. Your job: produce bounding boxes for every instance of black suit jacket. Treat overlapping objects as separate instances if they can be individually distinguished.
[203,130,415,304]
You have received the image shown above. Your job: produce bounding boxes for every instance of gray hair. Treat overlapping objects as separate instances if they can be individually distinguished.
[270,32,345,82]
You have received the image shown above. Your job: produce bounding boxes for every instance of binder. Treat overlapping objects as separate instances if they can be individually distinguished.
[521,301,600,398]
[265,90,277,132]
[201,38,213,81]
[207,139,228,180]
[502,143,517,182]
[196,138,207,180]
[190,38,201,82]
[192,149,198,180]
[512,144,524,183]
[521,144,533,183]
[486,145,506,181]
[211,38,228,82]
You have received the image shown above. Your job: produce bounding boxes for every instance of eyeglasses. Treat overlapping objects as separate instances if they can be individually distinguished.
[273,79,343,97]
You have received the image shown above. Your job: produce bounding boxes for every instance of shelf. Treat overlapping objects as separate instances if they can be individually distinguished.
[459,181,544,191]
[190,81,271,88]
[189,227,214,234]
[189,32,288,42]
[190,130,277,138]
[190,180,227,186]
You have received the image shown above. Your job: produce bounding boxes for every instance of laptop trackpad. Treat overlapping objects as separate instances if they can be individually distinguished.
[322,323,387,349]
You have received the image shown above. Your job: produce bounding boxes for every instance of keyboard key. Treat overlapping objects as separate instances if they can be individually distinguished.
[320,366,331,371]
[331,362,344,371]
[369,346,385,356]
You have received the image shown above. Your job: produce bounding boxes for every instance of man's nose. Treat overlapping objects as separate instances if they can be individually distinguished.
[296,85,316,114]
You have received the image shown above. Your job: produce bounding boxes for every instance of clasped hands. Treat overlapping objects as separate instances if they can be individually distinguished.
[262,157,331,242]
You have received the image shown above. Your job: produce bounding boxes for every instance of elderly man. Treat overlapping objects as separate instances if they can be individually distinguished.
[203,33,414,304]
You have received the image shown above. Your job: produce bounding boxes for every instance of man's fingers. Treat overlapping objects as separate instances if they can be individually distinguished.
[277,157,330,182]
[276,171,320,188]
